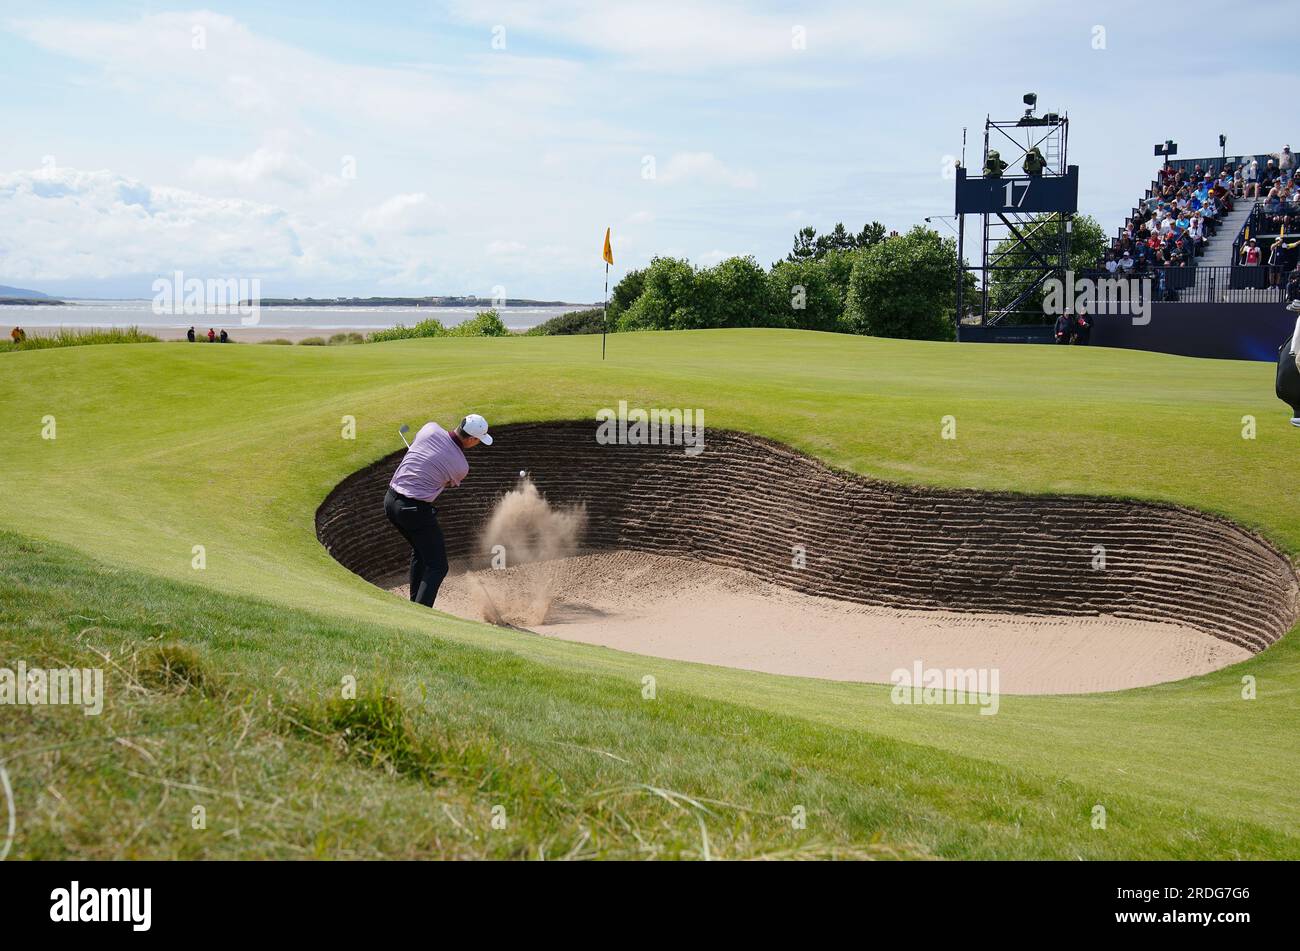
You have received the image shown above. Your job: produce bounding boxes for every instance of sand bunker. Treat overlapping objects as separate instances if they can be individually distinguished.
[318,421,1299,693]
[391,552,1251,694]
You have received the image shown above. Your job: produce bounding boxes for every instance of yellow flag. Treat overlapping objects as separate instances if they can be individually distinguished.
[602,227,614,266]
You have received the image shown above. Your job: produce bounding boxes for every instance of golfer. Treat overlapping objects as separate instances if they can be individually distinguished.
[384,414,492,607]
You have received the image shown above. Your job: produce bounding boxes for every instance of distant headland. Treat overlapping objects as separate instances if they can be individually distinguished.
[0,284,63,305]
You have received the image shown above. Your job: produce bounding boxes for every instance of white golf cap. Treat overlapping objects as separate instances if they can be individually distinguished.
[461,413,493,445]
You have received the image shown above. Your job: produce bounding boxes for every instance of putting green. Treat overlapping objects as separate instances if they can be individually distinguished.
[2,329,1298,857]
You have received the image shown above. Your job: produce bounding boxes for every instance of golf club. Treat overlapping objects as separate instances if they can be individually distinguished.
[398,423,411,448]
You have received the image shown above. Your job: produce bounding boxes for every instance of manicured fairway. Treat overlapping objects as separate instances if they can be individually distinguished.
[1,331,1297,858]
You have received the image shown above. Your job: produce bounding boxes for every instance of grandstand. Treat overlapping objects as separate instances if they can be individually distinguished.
[1099,150,1298,305]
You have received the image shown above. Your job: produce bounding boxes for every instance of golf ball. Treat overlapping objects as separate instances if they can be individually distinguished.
[519,470,527,478]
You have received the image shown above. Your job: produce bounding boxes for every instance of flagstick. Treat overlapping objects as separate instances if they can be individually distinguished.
[602,260,609,361]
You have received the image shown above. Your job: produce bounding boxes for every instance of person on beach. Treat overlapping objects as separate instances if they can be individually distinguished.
[10,326,25,344]
[383,414,493,608]
[219,329,228,343]
[207,328,216,342]
[187,326,196,342]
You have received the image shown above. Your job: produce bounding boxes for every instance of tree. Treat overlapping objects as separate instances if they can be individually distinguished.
[768,258,843,332]
[986,213,1108,323]
[698,256,778,328]
[607,268,646,322]
[616,256,697,331]
[785,221,888,266]
[856,221,887,249]
[844,226,960,340]
[819,248,857,313]
[786,226,820,263]
[816,222,856,256]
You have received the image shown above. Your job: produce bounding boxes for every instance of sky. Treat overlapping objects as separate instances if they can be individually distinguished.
[0,1,1296,301]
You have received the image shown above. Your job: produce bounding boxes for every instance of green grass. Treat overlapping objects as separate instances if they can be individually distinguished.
[1,329,1297,859]
[0,325,159,353]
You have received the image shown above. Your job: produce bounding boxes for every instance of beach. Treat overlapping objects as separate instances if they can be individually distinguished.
[0,300,589,343]
[12,324,391,343]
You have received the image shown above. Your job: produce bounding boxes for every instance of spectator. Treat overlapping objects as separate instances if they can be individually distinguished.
[1072,308,1093,345]
[1242,237,1263,265]
[1119,250,1135,274]
[10,326,26,344]
[1287,266,1300,307]
[1245,157,1259,198]
[1054,310,1073,344]
[1279,145,1295,174]
[207,327,216,342]
[1262,159,1279,192]
[219,329,229,343]
[186,325,195,342]
[1268,237,1300,287]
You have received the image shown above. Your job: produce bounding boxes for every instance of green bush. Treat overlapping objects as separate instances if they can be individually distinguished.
[844,226,958,341]
[524,308,606,336]
[447,309,510,337]
[616,256,697,331]
[367,318,448,343]
[768,258,845,332]
[697,255,779,328]
[298,336,327,346]
[328,332,365,345]
[607,268,645,322]
[258,338,294,345]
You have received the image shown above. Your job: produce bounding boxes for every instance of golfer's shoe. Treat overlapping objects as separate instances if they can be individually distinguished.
[1291,417,1300,428]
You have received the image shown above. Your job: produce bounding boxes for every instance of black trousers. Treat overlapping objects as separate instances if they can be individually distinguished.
[383,488,449,607]
[1277,334,1300,417]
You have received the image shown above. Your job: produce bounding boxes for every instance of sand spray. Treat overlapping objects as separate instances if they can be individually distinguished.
[471,476,587,626]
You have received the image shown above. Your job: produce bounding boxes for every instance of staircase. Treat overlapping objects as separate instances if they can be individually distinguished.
[1201,202,1253,266]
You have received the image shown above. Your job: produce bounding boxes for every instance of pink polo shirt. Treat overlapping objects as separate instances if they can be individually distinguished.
[389,422,469,503]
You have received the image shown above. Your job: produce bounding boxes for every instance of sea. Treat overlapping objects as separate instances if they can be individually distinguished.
[1,300,589,334]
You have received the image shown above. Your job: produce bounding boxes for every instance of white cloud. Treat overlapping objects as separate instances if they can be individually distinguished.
[360,193,441,234]
[190,148,335,192]
[444,1,949,68]
[486,240,527,256]
[0,165,385,283]
[657,152,757,188]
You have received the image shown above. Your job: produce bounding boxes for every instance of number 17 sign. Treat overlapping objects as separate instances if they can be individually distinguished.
[955,166,1079,215]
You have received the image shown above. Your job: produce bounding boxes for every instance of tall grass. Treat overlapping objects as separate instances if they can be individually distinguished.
[0,325,160,353]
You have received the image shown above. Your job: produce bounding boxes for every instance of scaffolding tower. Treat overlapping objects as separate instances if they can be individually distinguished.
[955,101,1079,329]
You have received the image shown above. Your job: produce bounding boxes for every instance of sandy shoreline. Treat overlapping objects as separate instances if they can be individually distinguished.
[12,324,386,343]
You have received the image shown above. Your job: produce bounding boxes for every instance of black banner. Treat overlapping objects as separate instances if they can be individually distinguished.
[0,860,1281,938]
